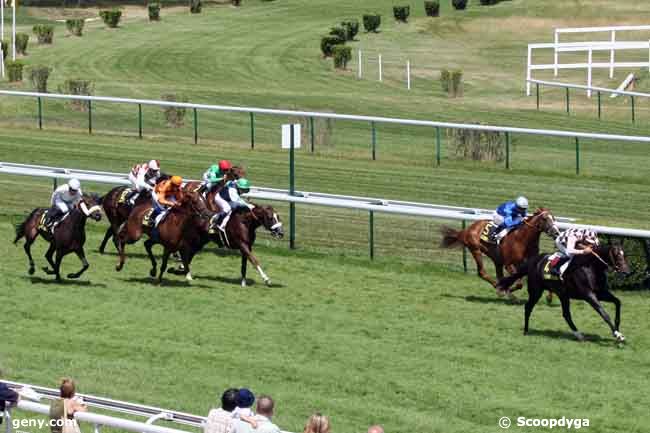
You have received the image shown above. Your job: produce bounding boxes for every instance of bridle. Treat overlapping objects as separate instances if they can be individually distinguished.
[524,210,558,237]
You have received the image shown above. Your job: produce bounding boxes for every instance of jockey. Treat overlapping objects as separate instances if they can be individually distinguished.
[214,178,253,231]
[151,175,184,226]
[490,196,529,243]
[45,178,83,228]
[551,228,599,278]
[200,160,232,193]
[127,159,161,205]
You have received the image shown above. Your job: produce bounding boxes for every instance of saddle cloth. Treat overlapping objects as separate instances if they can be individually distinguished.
[142,208,156,227]
[39,210,69,233]
[480,221,498,244]
[118,188,134,205]
[542,252,563,280]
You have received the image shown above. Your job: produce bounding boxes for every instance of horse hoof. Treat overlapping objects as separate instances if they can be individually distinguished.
[265,279,272,287]
[614,331,626,343]
[495,289,506,298]
[28,267,35,275]
[43,267,54,275]
[241,279,247,288]
[115,264,123,272]
[186,273,193,282]
[149,268,157,278]
[572,331,585,341]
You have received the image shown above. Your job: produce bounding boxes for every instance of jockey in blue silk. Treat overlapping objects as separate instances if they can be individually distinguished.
[490,196,529,243]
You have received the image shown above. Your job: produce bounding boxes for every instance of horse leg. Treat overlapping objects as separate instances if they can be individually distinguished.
[585,292,623,342]
[67,247,89,279]
[181,248,194,282]
[524,286,543,335]
[470,249,497,288]
[116,223,140,272]
[24,236,36,275]
[240,253,248,287]
[144,239,157,278]
[559,294,583,341]
[53,249,64,282]
[43,243,57,275]
[506,264,524,292]
[597,290,622,332]
[99,226,113,254]
[240,245,271,287]
[157,249,171,284]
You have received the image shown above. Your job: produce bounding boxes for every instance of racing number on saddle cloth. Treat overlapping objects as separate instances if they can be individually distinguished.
[480,222,497,243]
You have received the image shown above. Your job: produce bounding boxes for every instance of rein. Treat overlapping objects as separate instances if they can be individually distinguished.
[591,250,611,269]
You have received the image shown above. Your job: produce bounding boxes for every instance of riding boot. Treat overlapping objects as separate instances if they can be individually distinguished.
[217,211,230,231]
[44,209,62,229]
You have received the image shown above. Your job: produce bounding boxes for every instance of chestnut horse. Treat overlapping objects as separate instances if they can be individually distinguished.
[441,208,559,295]
[13,195,103,281]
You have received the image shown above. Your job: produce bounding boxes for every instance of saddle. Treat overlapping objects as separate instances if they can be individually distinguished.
[480,221,498,244]
[542,253,565,280]
[117,188,134,205]
[39,210,69,233]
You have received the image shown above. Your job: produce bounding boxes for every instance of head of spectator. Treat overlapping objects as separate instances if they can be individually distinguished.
[303,413,330,433]
[367,425,384,433]
[256,395,275,419]
[59,378,76,399]
[221,388,239,412]
[237,388,255,409]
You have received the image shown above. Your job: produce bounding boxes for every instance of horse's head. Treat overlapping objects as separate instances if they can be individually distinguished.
[252,205,284,239]
[603,243,631,276]
[227,166,246,181]
[181,190,211,219]
[529,208,560,238]
[78,194,102,221]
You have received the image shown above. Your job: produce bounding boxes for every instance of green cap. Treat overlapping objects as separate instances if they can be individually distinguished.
[236,178,251,190]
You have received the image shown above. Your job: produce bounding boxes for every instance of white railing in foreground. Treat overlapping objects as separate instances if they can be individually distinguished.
[3,90,650,145]
[2,162,650,240]
[554,25,650,78]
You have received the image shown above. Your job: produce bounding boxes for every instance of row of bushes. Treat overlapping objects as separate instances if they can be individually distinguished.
[390,0,506,21]
[440,68,464,97]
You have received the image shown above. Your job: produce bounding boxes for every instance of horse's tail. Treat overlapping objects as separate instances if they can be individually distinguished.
[440,226,463,248]
[14,208,40,244]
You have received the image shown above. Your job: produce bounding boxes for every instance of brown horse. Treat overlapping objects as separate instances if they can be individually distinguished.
[169,204,284,287]
[13,195,103,281]
[114,190,208,282]
[441,208,559,295]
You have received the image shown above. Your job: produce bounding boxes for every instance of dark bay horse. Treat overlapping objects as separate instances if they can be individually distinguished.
[13,195,103,281]
[498,244,630,343]
[114,191,208,282]
[170,204,284,286]
[441,208,559,295]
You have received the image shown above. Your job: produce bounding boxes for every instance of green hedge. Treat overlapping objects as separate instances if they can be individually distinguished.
[59,79,95,111]
[0,40,8,60]
[33,25,54,44]
[15,33,29,55]
[393,6,410,23]
[333,45,352,69]
[320,35,345,57]
[6,61,24,82]
[452,0,468,9]
[148,3,161,21]
[29,65,51,93]
[100,9,122,28]
[66,19,85,36]
[341,20,359,41]
[424,1,440,16]
[362,14,381,33]
[189,0,201,13]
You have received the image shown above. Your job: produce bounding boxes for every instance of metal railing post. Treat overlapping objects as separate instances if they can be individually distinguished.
[371,121,376,161]
[249,112,255,149]
[193,108,198,144]
[597,91,601,120]
[435,126,441,167]
[88,100,93,134]
[575,137,580,175]
[536,83,540,110]
[53,178,57,191]
[138,103,143,139]
[37,96,42,129]
[369,211,374,260]
[631,95,636,124]
[310,116,315,153]
[566,87,570,115]
[462,220,468,273]
[505,132,511,170]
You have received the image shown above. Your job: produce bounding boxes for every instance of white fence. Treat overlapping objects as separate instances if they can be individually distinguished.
[356,50,415,90]
[3,161,650,240]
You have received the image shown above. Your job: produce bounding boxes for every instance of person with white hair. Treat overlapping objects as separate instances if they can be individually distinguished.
[44,178,83,229]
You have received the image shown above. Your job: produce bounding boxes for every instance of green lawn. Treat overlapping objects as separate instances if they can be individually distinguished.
[2,1,650,432]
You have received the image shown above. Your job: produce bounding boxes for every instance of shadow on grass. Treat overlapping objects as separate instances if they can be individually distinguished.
[123,277,213,289]
[526,329,613,346]
[26,276,107,287]
[193,274,286,289]
[440,293,527,306]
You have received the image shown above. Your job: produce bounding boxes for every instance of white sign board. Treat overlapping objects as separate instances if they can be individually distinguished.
[281,123,301,149]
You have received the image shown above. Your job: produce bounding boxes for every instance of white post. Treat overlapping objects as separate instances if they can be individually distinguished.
[587,48,593,98]
[554,30,559,77]
[609,30,616,79]
[358,49,362,79]
[648,40,650,72]
[378,54,382,82]
[526,44,532,96]
[12,0,16,61]
[406,60,411,90]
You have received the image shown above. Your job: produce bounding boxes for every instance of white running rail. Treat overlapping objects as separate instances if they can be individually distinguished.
[2,161,650,239]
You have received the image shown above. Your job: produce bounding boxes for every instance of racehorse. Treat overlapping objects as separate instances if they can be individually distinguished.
[114,190,208,282]
[13,195,103,281]
[440,208,559,295]
[182,165,246,212]
[169,204,284,287]
[497,244,630,343]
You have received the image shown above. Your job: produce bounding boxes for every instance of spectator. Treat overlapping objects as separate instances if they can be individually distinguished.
[205,388,239,433]
[233,395,281,433]
[303,413,330,433]
[233,388,255,419]
[367,426,384,433]
[0,373,20,425]
[49,378,86,433]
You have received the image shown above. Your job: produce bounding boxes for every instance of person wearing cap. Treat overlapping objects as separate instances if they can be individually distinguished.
[200,160,233,194]
[214,178,254,232]
[45,178,83,229]
[489,196,529,243]
[232,395,281,433]
[205,388,238,433]
[551,228,600,279]
[151,175,184,227]
[127,159,161,205]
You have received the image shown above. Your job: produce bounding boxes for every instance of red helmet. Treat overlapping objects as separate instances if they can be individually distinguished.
[218,160,232,172]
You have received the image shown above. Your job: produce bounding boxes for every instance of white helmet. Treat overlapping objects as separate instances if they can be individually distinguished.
[585,229,599,245]
[515,196,529,209]
[148,160,160,171]
[68,178,81,191]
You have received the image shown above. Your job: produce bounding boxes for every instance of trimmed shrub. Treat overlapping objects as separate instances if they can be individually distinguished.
[148,3,161,21]
[362,14,381,33]
[59,79,94,111]
[452,0,468,10]
[99,9,122,28]
[232,0,241,5]
[29,65,51,93]
[66,19,85,36]
[393,6,410,22]
[320,35,344,57]
[6,60,24,82]
[333,45,352,69]
[450,126,504,162]
[190,0,202,13]
[341,20,359,41]
[161,94,188,127]
[1,40,9,60]
[440,68,450,92]
[33,25,54,44]
[424,1,440,16]
[450,69,463,97]
[15,33,29,55]
[329,26,347,41]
